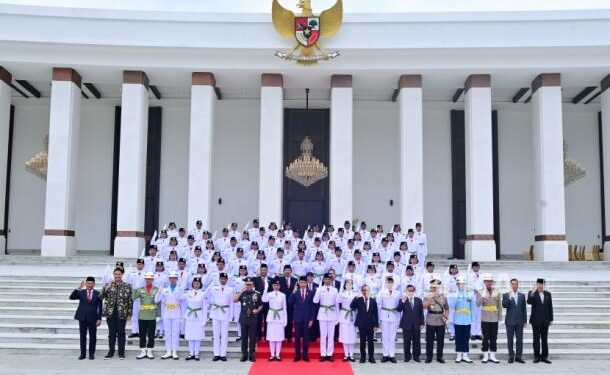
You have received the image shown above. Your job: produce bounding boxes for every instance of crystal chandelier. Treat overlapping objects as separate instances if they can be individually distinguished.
[25,135,48,180]
[285,136,328,187]
[563,141,585,185]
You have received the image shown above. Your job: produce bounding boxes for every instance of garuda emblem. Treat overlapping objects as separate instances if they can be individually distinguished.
[272,0,343,65]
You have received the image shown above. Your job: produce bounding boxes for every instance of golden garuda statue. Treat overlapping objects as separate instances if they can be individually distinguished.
[272,0,343,65]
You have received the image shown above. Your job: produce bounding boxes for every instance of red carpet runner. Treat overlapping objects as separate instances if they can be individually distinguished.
[248,340,354,375]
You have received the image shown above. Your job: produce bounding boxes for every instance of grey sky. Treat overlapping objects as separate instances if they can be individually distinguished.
[1,0,609,13]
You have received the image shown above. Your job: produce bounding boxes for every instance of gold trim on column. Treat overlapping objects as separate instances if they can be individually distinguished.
[123,71,149,89]
[531,73,561,94]
[261,73,283,87]
[0,67,12,86]
[534,234,566,241]
[44,229,75,237]
[331,74,352,88]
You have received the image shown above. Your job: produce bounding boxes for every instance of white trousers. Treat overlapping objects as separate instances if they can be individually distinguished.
[343,343,355,356]
[381,320,397,357]
[319,320,336,356]
[269,341,283,357]
[212,319,229,356]
[471,306,482,336]
[163,318,180,350]
[131,299,140,333]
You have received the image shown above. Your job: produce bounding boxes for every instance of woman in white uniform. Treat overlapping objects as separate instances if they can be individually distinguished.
[338,279,358,362]
[184,277,207,361]
[261,277,287,361]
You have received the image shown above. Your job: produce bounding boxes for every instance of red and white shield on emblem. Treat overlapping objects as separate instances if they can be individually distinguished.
[295,17,320,47]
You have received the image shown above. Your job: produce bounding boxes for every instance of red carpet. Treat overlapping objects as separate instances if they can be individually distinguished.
[248,340,354,375]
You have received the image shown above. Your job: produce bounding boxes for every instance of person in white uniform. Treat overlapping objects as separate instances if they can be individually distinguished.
[128,259,146,338]
[261,277,287,361]
[204,272,234,361]
[154,271,183,360]
[414,223,428,265]
[468,262,484,340]
[378,276,401,363]
[183,277,207,361]
[338,279,358,362]
[312,273,340,362]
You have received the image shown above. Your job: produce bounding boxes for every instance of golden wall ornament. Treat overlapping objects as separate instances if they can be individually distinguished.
[272,0,343,65]
[285,136,328,187]
[25,135,48,180]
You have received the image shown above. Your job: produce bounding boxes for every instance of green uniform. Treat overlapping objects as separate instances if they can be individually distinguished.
[239,290,263,360]
[132,287,159,320]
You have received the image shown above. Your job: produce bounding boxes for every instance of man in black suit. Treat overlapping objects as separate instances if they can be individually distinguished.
[305,272,320,342]
[527,278,553,364]
[254,263,272,340]
[287,276,316,362]
[279,265,297,341]
[69,276,103,360]
[396,284,424,362]
[350,285,379,363]
[502,278,527,363]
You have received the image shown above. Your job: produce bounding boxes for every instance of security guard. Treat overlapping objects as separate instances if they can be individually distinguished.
[234,277,263,362]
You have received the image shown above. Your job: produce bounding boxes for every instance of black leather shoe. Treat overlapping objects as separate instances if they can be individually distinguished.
[89,355,95,360]
[319,356,326,362]
[104,353,114,360]
[212,356,220,362]
[185,355,194,361]
[404,357,411,362]
[249,355,256,362]
[425,358,432,363]
[515,358,525,363]
[303,356,310,362]
[128,333,139,338]
[413,357,421,362]
[78,355,86,360]
[236,337,242,342]
[449,336,455,341]
[533,358,541,364]
[359,358,366,363]
[437,358,445,364]
[390,357,397,363]
[221,356,227,362]
[381,356,388,363]
[179,334,185,339]
[327,356,334,362]
[368,358,376,364]
[542,358,552,364]
[294,357,301,362]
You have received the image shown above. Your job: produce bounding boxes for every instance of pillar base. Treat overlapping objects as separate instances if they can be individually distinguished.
[533,241,568,261]
[465,240,496,262]
[114,236,145,259]
[41,235,76,257]
[603,242,610,261]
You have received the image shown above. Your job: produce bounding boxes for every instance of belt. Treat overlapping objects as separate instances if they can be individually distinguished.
[212,304,230,314]
[428,311,443,314]
[140,304,156,311]
[269,307,284,319]
[165,303,179,310]
[382,307,398,313]
[455,308,471,314]
[482,305,498,312]
[187,307,202,318]
[320,304,336,313]
[341,307,354,320]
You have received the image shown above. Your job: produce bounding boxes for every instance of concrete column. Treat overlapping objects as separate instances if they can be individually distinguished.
[258,74,284,226]
[531,73,568,261]
[463,74,496,261]
[330,75,353,227]
[0,67,11,254]
[41,68,82,257]
[188,72,216,230]
[114,71,149,258]
[600,75,610,260]
[398,75,424,230]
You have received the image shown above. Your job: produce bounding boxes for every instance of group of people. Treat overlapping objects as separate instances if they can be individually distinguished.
[70,219,555,365]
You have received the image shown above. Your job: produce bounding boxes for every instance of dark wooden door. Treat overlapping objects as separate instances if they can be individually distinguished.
[111,107,162,255]
[451,110,500,259]
[283,109,330,233]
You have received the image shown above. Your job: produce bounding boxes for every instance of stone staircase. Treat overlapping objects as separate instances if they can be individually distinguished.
[0,256,609,360]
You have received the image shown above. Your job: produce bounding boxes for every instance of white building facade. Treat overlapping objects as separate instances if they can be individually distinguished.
[0,4,610,261]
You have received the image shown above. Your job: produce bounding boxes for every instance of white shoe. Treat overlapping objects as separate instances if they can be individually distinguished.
[455,353,462,363]
[161,351,172,360]
[482,351,489,363]
[462,354,473,363]
[136,349,147,360]
[146,349,154,359]
[489,352,500,363]
[172,350,179,360]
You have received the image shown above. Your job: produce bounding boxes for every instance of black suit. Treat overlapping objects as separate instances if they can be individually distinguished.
[397,296,424,360]
[70,289,102,357]
[279,276,297,339]
[287,288,316,359]
[502,292,527,360]
[527,290,553,360]
[254,276,272,339]
[350,296,379,360]
[306,282,320,341]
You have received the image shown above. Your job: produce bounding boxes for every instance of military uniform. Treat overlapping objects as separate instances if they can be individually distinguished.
[238,278,263,362]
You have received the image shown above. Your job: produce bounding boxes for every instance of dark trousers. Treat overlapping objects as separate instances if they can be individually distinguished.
[138,319,156,349]
[506,324,523,359]
[78,320,97,356]
[425,324,445,360]
[241,317,258,357]
[257,304,269,340]
[285,305,294,340]
[481,321,499,352]
[293,321,310,358]
[402,328,420,360]
[107,311,127,356]
[532,324,549,359]
[359,327,375,360]
[454,324,470,352]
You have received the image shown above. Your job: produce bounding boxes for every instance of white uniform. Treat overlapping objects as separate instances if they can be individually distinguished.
[313,285,340,357]
[262,289,287,357]
[183,288,207,357]
[127,270,146,334]
[338,290,358,358]
[155,285,184,353]
[377,288,401,358]
[415,231,428,264]
[205,284,234,357]
[230,276,245,338]
[468,271,484,336]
